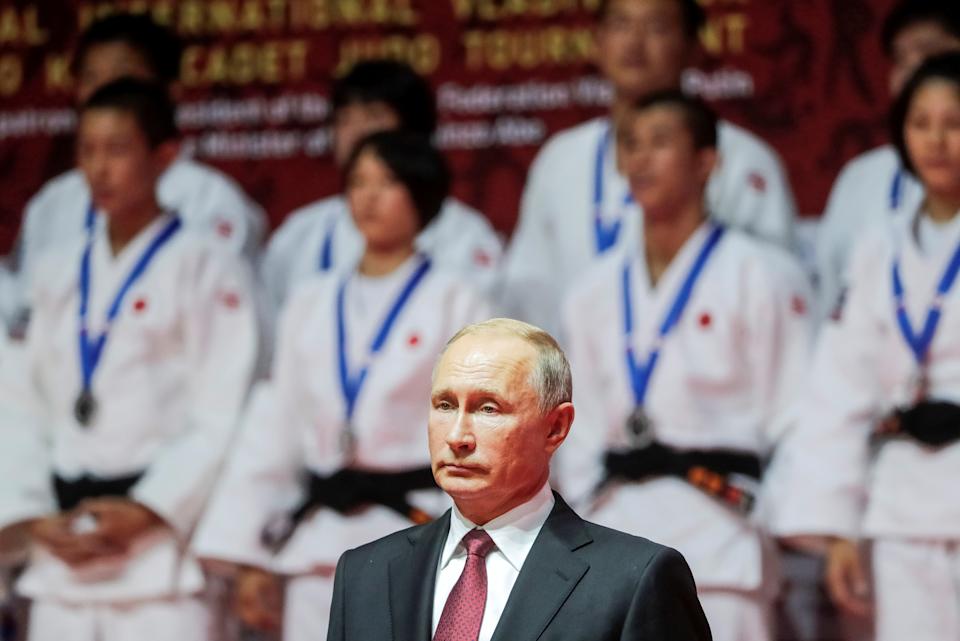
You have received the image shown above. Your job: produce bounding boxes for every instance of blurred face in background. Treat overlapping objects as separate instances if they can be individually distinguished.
[890,21,960,97]
[620,104,715,223]
[904,78,960,201]
[333,102,401,167]
[345,148,420,252]
[595,0,691,101]
[76,108,173,221]
[77,42,156,104]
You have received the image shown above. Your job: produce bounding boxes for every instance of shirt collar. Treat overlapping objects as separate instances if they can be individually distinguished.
[439,482,555,573]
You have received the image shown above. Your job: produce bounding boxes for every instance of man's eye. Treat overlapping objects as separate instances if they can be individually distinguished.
[435,400,454,411]
[479,405,499,414]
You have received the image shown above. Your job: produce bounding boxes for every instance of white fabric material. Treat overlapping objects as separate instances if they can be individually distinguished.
[193,259,491,575]
[872,538,960,641]
[261,194,503,311]
[27,595,209,641]
[15,158,266,321]
[770,210,960,540]
[558,225,813,591]
[815,145,923,321]
[0,215,259,602]
[699,589,771,641]
[284,569,336,641]
[431,482,554,641]
[501,116,798,337]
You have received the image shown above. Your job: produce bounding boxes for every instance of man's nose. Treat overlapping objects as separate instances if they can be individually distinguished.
[445,411,476,453]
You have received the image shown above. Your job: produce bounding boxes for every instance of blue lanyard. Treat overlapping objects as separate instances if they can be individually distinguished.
[78,216,182,393]
[891,238,960,368]
[318,217,335,271]
[85,201,96,233]
[594,125,633,254]
[336,257,432,421]
[622,224,725,405]
[889,168,904,211]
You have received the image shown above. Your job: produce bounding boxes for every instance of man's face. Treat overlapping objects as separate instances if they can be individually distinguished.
[890,21,960,97]
[595,0,690,101]
[428,333,568,523]
[620,104,715,222]
[77,109,172,219]
[77,42,156,104]
[332,101,402,167]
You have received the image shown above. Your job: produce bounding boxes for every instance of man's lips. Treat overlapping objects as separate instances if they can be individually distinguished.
[438,462,485,474]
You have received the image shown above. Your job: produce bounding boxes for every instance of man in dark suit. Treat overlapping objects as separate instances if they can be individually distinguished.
[327,318,711,641]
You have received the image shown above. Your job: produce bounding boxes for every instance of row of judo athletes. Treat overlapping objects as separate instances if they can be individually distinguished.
[2,1,960,641]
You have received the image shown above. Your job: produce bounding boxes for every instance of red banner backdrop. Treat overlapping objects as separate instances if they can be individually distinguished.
[0,0,897,253]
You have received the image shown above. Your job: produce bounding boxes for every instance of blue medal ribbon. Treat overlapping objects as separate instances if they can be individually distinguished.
[594,125,633,255]
[85,201,96,233]
[336,256,432,423]
[889,168,904,211]
[622,224,726,406]
[77,216,183,401]
[891,236,960,370]
[318,217,336,272]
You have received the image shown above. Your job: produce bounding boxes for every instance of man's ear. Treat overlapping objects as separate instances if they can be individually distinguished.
[544,402,575,454]
[153,139,180,174]
[696,146,718,184]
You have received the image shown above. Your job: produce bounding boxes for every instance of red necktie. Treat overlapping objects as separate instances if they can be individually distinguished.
[434,529,497,641]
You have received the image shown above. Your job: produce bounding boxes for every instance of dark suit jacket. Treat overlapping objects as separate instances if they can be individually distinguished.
[327,492,711,641]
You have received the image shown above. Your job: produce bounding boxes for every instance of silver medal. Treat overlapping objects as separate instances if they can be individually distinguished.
[74,389,97,427]
[625,406,655,448]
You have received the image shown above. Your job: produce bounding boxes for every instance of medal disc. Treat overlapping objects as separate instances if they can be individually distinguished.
[74,389,97,426]
[625,406,655,448]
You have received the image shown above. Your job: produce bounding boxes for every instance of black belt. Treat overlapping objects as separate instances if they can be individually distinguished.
[601,442,761,513]
[261,466,437,552]
[877,400,960,448]
[53,472,144,511]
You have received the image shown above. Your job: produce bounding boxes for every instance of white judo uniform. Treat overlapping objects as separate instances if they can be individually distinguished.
[815,145,923,320]
[0,214,259,641]
[193,256,490,641]
[559,225,813,641]
[770,209,960,641]
[260,195,503,311]
[13,158,266,326]
[501,116,798,337]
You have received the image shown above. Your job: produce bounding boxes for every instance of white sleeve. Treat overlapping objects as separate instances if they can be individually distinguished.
[767,243,882,539]
[709,132,798,250]
[498,147,566,332]
[131,251,259,538]
[0,274,58,529]
[815,162,860,322]
[553,286,609,509]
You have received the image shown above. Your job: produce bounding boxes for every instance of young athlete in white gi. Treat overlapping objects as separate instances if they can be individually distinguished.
[771,52,960,641]
[501,0,797,337]
[194,131,491,641]
[14,14,265,329]
[0,78,259,641]
[558,92,812,641]
[261,59,502,312]
[816,1,960,320]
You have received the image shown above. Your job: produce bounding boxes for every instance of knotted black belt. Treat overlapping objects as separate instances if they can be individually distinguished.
[601,442,761,514]
[262,466,437,552]
[53,472,144,511]
[876,400,960,448]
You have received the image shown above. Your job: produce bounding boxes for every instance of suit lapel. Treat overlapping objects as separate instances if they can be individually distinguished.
[489,494,592,641]
[388,512,451,641]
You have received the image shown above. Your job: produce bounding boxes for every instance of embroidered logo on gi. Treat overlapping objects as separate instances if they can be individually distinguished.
[473,249,492,267]
[698,312,712,328]
[747,172,767,193]
[791,295,807,316]
[218,291,241,309]
[408,333,421,347]
[133,297,148,313]
[215,218,234,238]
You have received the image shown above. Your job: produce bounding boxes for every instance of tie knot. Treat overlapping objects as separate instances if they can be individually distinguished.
[461,529,495,558]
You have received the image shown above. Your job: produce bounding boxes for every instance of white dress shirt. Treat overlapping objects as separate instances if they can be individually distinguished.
[432,482,555,641]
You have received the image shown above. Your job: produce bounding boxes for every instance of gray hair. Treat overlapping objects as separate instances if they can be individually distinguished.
[439,318,572,414]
